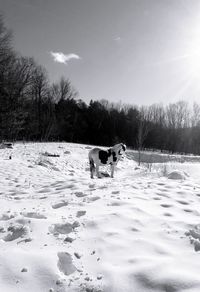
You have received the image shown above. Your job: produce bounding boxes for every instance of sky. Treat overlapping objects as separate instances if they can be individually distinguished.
[1,0,200,105]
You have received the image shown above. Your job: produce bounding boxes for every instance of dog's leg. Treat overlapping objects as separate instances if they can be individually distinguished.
[89,158,95,179]
[111,164,115,178]
[96,164,101,178]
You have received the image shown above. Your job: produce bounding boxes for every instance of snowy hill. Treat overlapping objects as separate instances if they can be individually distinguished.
[1,142,200,292]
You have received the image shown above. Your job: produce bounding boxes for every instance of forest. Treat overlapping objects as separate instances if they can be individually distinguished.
[1,15,200,154]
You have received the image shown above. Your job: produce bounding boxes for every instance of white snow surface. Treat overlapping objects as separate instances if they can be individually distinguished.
[1,143,200,292]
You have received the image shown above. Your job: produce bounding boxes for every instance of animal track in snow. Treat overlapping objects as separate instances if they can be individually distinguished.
[186,225,200,252]
[153,197,161,200]
[57,252,76,275]
[38,188,51,193]
[0,213,15,221]
[16,218,31,225]
[76,211,86,217]
[108,201,124,206]
[75,191,87,197]
[50,221,80,235]
[111,191,120,194]
[176,200,189,205]
[163,212,173,217]
[52,201,68,209]
[160,204,172,208]
[184,209,193,213]
[55,182,76,190]
[156,192,169,198]
[87,196,100,202]
[4,224,30,241]
[22,212,47,219]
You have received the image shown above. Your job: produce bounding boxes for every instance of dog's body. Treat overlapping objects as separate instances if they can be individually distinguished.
[88,143,126,178]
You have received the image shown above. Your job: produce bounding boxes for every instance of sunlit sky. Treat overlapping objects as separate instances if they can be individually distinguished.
[1,0,200,105]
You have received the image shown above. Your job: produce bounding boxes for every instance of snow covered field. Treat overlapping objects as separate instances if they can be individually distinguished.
[1,142,200,292]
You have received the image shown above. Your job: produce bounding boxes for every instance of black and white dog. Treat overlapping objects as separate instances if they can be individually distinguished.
[88,143,126,178]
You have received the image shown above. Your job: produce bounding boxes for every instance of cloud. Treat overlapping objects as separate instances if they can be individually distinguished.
[50,51,81,65]
[114,36,121,42]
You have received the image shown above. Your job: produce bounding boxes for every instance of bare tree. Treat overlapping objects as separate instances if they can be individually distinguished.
[51,77,78,103]
[0,15,13,69]
[176,101,190,128]
[137,107,151,165]
[192,102,200,127]
[165,101,190,129]
[31,64,49,139]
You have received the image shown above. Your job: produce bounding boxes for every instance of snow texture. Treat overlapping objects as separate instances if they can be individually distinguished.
[0,142,200,292]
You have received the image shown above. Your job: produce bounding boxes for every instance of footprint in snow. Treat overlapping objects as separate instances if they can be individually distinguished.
[0,213,15,221]
[56,184,75,190]
[87,196,100,202]
[50,221,80,235]
[21,212,47,219]
[14,197,22,200]
[131,227,140,232]
[57,252,76,275]
[75,191,87,198]
[4,224,30,242]
[184,209,193,213]
[186,226,200,251]
[76,211,86,217]
[160,204,172,208]
[111,191,120,194]
[16,218,31,225]
[156,192,169,198]
[163,212,173,217]
[176,200,189,205]
[108,201,123,206]
[38,188,51,193]
[52,201,68,209]
[153,197,161,200]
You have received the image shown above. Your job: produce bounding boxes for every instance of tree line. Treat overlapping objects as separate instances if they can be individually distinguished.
[1,15,200,154]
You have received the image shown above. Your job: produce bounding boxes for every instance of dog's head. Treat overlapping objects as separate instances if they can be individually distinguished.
[112,143,126,160]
